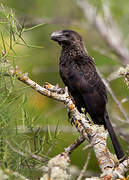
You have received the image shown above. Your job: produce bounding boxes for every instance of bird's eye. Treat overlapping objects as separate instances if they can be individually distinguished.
[65,33,70,37]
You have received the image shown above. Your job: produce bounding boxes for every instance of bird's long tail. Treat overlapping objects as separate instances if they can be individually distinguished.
[104,111,126,162]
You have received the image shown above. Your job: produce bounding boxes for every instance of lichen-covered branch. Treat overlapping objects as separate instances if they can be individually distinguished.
[41,136,85,180]
[119,65,129,88]
[112,159,129,180]
[4,65,129,179]
[1,48,128,178]
[40,152,71,180]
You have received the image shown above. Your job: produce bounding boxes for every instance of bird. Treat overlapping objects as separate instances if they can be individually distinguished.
[51,29,125,162]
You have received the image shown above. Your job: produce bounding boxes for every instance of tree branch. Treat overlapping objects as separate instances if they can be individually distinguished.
[2,54,128,178]
[40,152,71,180]
[64,135,85,155]
[5,65,116,172]
[76,0,129,65]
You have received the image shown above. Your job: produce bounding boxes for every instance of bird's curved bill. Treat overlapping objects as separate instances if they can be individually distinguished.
[50,31,67,43]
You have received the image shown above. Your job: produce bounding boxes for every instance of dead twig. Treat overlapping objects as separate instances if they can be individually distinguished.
[77,149,91,180]
[76,0,129,65]
[65,135,85,155]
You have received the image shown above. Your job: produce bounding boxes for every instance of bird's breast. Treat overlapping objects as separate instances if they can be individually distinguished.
[60,63,79,79]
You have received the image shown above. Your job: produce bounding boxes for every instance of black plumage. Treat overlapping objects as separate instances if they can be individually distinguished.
[51,29,125,162]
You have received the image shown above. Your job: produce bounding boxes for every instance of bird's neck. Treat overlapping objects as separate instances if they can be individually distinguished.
[60,43,88,63]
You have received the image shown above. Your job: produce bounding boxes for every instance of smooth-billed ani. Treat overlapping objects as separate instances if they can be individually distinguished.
[51,29,125,162]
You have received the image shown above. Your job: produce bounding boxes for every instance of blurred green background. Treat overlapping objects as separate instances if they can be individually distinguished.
[0,0,129,179]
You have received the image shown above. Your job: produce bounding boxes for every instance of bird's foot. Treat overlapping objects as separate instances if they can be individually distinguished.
[81,107,85,114]
[44,82,65,94]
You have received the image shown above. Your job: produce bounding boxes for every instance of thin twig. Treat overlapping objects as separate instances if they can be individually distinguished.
[6,140,48,163]
[77,149,91,180]
[83,144,92,151]
[65,135,85,155]
[18,16,78,27]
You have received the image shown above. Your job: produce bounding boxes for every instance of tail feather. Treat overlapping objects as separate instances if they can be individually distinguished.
[104,111,125,162]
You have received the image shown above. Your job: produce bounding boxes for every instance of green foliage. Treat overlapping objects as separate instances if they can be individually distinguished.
[0,69,60,179]
[0,6,61,179]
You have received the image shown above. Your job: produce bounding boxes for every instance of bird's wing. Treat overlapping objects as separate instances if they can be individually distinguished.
[61,60,107,122]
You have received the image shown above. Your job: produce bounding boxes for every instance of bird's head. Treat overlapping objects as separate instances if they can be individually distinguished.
[50,29,82,47]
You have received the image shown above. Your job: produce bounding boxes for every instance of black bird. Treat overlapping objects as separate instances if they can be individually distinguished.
[51,29,125,162]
